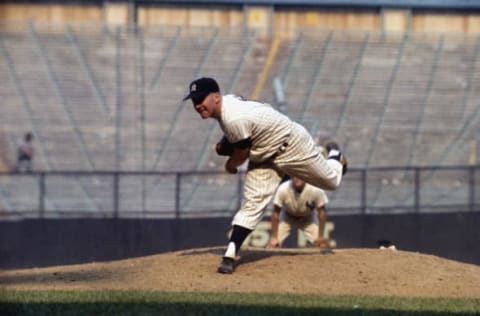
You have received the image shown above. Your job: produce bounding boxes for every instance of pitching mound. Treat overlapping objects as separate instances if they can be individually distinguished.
[1,247,479,297]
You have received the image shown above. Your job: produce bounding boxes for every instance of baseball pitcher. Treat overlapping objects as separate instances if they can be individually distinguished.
[183,77,347,274]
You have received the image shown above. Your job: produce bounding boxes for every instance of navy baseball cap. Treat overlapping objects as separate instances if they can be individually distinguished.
[183,77,220,105]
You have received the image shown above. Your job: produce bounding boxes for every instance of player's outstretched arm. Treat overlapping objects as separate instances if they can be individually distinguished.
[268,205,281,248]
[313,205,330,248]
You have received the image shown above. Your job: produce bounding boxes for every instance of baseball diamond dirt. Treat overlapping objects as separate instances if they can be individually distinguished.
[1,247,479,298]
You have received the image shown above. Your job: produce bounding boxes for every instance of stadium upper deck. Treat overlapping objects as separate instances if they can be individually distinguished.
[2,0,480,33]
[0,23,479,172]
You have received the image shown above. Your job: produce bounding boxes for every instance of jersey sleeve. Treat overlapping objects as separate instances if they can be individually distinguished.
[317,189,329,207]
[224,119,251,144]
[232,138,252,149]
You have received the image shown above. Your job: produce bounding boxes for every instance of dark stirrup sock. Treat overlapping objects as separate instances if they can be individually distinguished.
[224,225,252,258]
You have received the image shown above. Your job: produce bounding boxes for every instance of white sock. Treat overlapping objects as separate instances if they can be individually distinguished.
[224,241,236,259]
[328,149,340,158]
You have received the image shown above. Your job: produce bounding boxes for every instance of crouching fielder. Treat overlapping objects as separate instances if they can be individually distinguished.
[269,176,330,249]
[182,77,347,274]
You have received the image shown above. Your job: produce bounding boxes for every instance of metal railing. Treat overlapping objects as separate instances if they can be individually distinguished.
[0,165,477,220]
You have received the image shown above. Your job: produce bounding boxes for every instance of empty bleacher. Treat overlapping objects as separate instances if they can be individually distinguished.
[0,22,479,216]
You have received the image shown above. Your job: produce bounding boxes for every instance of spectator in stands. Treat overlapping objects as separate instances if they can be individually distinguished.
[16,132,34,172]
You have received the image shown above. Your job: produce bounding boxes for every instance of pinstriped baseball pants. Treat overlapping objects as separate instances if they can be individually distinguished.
[232,124,343,230]
[278,212,319,246]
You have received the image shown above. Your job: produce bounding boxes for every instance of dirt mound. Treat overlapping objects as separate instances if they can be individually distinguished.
[1,247,479,298]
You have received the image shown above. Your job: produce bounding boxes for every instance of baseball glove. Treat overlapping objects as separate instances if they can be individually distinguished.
[325,141,339,153]
[215,136,234,156]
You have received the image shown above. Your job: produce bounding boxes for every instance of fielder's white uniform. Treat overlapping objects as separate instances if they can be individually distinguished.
[219,94,343,230]
[273,180,328,245]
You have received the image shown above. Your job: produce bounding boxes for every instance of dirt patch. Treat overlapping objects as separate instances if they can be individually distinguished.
[1,247,479,298]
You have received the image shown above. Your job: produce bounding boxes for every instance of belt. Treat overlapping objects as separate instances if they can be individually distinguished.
[288,213,308,220]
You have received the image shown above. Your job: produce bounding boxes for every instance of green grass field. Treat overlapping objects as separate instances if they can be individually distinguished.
[1,289,479,316]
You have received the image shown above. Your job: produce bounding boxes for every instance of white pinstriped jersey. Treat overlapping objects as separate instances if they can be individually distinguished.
[217,94,343,231]
[273,181,328,217]
[219,94,292,163]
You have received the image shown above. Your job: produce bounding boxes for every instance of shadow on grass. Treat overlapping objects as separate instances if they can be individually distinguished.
[0,302,476,316]
[0,266,127,286]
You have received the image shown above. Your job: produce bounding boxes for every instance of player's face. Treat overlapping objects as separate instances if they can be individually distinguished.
[193,92,220,119]
[292,176,306,192]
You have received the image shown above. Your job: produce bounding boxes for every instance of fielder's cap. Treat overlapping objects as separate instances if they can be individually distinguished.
[183,77,220,105]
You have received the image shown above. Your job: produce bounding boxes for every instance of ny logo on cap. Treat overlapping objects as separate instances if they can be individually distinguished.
[191,84,197,92]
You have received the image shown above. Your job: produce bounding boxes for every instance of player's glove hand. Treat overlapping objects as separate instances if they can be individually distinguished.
[325,141,348,175]
[216,136,234,156]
